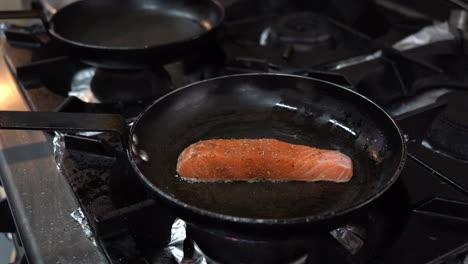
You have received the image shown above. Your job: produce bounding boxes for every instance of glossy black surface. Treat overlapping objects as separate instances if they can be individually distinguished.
[130,73,405,227]
[0,0,225,68]
[48,0,224,68]
[50,0,224,49]
[0,73,405,226]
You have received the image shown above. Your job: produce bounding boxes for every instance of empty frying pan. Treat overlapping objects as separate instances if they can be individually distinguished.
[0,73,406,234]
[0,0,225,68]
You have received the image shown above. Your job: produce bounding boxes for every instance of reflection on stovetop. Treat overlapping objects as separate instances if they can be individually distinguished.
[4,0,468,263]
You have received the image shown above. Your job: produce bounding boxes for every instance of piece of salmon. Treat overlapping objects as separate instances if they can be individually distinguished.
[176,138,353,182]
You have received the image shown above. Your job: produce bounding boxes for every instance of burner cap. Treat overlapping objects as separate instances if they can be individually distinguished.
[264,12,339,51]
[427,92,468,161]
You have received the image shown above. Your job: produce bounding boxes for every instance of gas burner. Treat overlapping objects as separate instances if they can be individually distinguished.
[261,12,340,52]
[187,224,310,264]
[70,66,173,103]
[182,182,408,264]
[426,92,468,161]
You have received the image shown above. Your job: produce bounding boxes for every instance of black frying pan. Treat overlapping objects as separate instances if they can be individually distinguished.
[0,74,406,233]
[0,0,224,68]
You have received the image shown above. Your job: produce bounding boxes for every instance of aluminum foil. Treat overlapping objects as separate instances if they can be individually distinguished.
[329,22,454,70]
[259,26,272,46]
[328,51,382,70]
[70,208,97,246]
[393,22,454,51]
[167,219,187,263]
[69,67,100,103]
[53,132,66,174]
[0,186,5,200]
[167,218,365,263]
[53,132,98,246]
[330,224,365,255]
[387,88,451,116]
[167,219,207,264]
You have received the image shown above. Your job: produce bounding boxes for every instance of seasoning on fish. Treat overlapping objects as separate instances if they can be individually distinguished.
[176,138,353,182]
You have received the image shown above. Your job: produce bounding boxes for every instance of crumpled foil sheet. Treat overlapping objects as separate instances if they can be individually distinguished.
[393,22,454,51]
[53,132,97,246]
[330,224,365,255]
[167,219,207,264]
[68,67,100,103]
[329,51,382,70]
[329,22,454,70]
[70,208,97,246]
[167,218,364,263]
[168,219,187,263]
[53,132,66,174]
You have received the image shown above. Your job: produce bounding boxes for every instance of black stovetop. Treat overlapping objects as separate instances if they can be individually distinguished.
[2,0,468,263]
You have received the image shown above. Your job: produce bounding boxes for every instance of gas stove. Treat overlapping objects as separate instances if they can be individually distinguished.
[1,1,468,264]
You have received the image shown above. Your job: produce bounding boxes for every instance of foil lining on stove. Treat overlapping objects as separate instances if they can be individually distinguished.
[328,51,382,70]
[387,88,451,116]
[329,22,454,70]
[53,132,66,174]
[167,218,365,263]
[69,67,100,103]
[168,219,207,264]
[392,22,454,51]
[330,224,365,255]
[168,219,186,262]
[70,208,97,247]
[53,132,98,246]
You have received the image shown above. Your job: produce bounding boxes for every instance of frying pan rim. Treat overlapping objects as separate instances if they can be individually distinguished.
[46,0,225,51]
[128,73,407,225]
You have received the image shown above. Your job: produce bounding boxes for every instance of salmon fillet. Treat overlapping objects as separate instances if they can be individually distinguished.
[176,139,353,182]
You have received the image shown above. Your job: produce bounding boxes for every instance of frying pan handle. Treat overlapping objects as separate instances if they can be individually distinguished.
[0,111,128,143]
[0,10,43,20]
